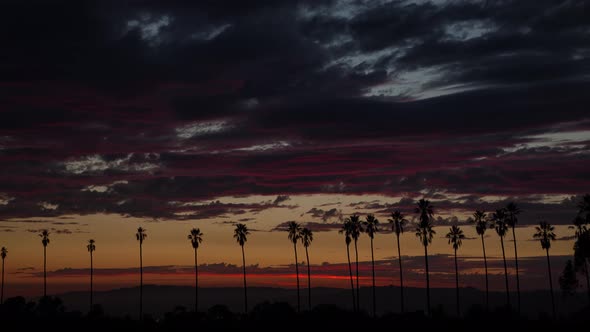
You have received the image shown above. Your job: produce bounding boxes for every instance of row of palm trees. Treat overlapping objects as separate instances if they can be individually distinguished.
[336,198,569,318]
[1,195,588,319]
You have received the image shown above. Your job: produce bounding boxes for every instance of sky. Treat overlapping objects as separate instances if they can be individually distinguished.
[0,0,589,299]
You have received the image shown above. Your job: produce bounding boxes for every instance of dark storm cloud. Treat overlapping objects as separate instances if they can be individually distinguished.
[0,0,588,221]
[25,227,85,235]
[304,208,343,222]
[272,220,342,232]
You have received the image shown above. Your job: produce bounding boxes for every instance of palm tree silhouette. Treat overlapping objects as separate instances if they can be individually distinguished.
[574,230,590,304]
[492,208,510,308]
[388,210,407,313]
[300,227,313,311]
[39,229,50,298]
[446,225,465,317]
[339,219,356,312]
[234,223,250,313]
[135,227,147,319]
[1,247,6,304]
[348,214,363,311]
[506,202,522,314]
[415,199,435,315]
[534,221,556,319]
[364,214,379,318]
[575,194,590,302]
[86,239,96,310]
[471,210,490,311]
[287,221,303,313]
[578,194,590,222]
[573,214,590,302]
[187,228,203,312]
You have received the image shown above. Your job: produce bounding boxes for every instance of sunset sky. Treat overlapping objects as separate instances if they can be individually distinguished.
[0,0,589,299]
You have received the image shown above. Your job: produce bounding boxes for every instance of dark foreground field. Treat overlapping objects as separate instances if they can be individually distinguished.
[1,295,590,331]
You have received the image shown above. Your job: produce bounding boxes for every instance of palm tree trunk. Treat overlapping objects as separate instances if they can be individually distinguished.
[139,243,143,320]
[195,248,199,314]
[305,246,311,311]
[454,248,460,317]
[546,248,555,319]
[43,245,47,298]
[424,244,430,315]
[1,257,5,304]
[354,239,360,311]
[481,234,489,311]
[90,251,93,310]
[241,244,248,313]
[396,234,404,313]
[370,237,376,318]
[294,242,300,313]
[511,227,521,314]
[500,236,510,308]
[346,244,356,312]
[585,259,590,304]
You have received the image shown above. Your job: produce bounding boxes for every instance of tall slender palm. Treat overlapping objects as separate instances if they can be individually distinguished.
[364,214,379,317]
[534,221,557,319]
[505,202,522,313]
[287,221,303,313]
[135,227,147,319]
[39,230,50,298]
[471,210,490,311]
[234,223,250,313]
[348,214,363,310]
[188,228,203,312]
[575,194,590,302]
[415,199,435,314]
[388,210,407,313]
[300,227,313,311]
[578,194,590,222]
[339,220,356,312]
[87,239,96,310]
[446,225,465,317]
[506,202,522,313]
[574,230,590,304]
[1,247,6,304]
[492,208,510,308]
[573,214,590,302]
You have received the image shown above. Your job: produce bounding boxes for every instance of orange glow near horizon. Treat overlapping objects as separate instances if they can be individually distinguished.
[0,194,580,298]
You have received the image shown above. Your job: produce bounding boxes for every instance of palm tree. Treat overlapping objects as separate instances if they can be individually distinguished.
[135,227,147,319]
[492,208,510,308]
[234,223,250,313]
[287,221,302,313]
[339,219,356,312]
[578,194,590,222]
[534,221,556,319]
[348,214,363,310]
[388,210,407,313]
[575,195,590,302]
[506,202,522,314]
[364,214,379,317]
[415,199,435,314]
[87,239,96,310]
[575,230,590,304]
[39,229,50,298]
[446,225,465,317]
[300,227,313,311]
[471,210,490,311]
[1,247,6,304]
[187,228,203,312]
[573,214,590,302]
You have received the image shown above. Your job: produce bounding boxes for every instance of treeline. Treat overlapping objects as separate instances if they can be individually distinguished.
[0,295,588,330]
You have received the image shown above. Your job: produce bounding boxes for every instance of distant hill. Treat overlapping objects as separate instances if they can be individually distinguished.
[54,285,588,318]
